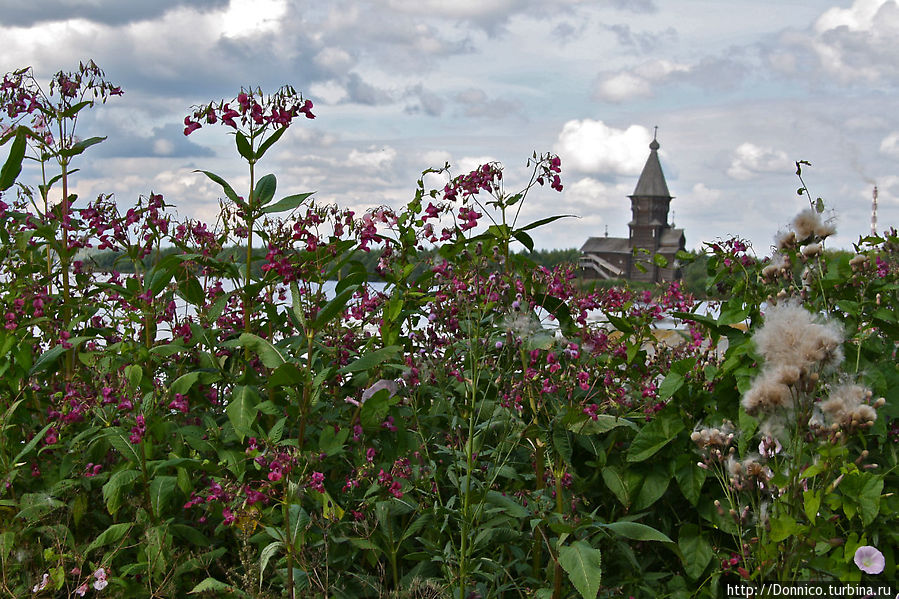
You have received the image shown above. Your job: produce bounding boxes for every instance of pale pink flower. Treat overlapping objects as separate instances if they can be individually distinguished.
[854,545,885,574]
[32,573,49,592]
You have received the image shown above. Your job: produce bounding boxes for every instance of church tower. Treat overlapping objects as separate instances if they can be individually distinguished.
[579,131,685,282]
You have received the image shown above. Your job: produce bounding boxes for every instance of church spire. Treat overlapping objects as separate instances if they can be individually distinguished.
[631,133,671,199]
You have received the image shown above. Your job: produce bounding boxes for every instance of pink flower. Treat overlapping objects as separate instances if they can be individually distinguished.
[854,545,885,574]
[75,583,89,596]
[32,573,49,592]
[92,567,108,590]
[183,116,201,135]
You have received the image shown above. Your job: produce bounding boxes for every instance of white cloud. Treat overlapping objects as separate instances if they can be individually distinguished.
[308,80,349,104]
[879,132,899,157]
[562,177,625,210]
[814,0,889,33]
[595,59,690,102]
[221,0,287,37]
[152,139,175,156]
[554,120,652,175]
[690,183,722,204]
[456,156,499,175]
[726,143,791,180]
[779,0,899,84]
[346,146,398,170]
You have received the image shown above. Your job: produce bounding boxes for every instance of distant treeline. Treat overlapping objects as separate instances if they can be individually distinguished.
[84,245,829,299]
[78,246,584,278]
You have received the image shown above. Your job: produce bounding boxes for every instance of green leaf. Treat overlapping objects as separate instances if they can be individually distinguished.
[62,135,106,157]
[858,475,883,526]
[253,173,277,207]
[512,230,534,252]
[262,192,314,214]
[675,455,707,506]
[189,577,233,594]
[600,521,672,543]
[769,514,800,543]
[29,345,66,375]
[237,332,286,368]
[552,419,573,466]
[566,413,638,435]
[259,541,284,589]
[268,417,286,444]
[632,463,671,511]
[360,389,392,431]
[149,476,177,518]
[653,253,669,268]
[171,371,201,395]
[0,127,27,191]
[558,540,602,599]
[803,489,821,524]
[533,294,576,336]
[236,132,254,162]
[227,385,259,442]
[125,364,143,389]
[678,523,713,580]
[339,345,402,374]
[13,422,54,463]
[102,469,141,515]
[657,357,696,401]
[519,214,577,232]
[312,285,356,329]
[87,522,133,553]
[288,503,310,543]
[105,429,144,465]
[255,127,286,160]
[626,410,685,462]
[195,170,244,207]
[601,465,640,509]
[269,362,305,387]
[318,425,349,456]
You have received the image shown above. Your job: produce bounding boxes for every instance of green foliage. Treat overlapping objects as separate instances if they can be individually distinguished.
[1,64,895,599]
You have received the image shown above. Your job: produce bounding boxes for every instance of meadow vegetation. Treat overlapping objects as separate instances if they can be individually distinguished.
[0,62,895,598]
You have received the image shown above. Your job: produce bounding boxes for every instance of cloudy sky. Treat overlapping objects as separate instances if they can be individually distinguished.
[2,0,898,253]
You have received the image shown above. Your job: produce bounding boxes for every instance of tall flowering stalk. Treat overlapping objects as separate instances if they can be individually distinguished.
[1,61,121,379]
[184,86,314,334]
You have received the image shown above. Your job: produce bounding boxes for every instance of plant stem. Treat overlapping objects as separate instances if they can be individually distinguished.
[244,160,256,334]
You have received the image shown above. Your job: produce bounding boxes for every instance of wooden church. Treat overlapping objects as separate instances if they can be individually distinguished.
[579,135,685,282]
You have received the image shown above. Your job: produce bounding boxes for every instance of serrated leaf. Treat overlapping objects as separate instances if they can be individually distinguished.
[255,127,286,160]
[312,285,356,329]
[262,192,314,214]
[237,332,286,368]
[87,522,132,553]
[195,170,244,207]
[558,540,602,599]
[171,371,201,395]
[235,132,254,162]
[149,476,177,518]
[13,422,54,463]
[678,523,712,580]
[189,577,233,594]
[600,521,672,543]
[105,429,143,465]
[227,385,259,442]
[0,127,27,191]
[253,173,277,208]
[626,410,684,462]
[102,469,141,515]
[339,345,402,374]
[259,541,284,589]
[675,456,707,506]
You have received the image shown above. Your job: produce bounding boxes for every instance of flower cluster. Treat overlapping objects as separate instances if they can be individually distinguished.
[183,85,313,136]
